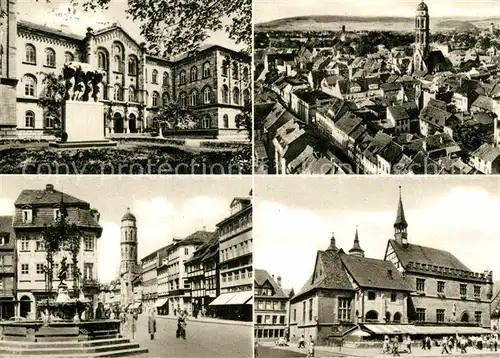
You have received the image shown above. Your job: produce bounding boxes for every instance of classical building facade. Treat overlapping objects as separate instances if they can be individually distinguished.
[209,196,253,321]
[6,4,250,140]
[254,270,293,341]
[119,208,141,309]
[0,0,18,137]
[0,216,15,319]
[12,184,102,318]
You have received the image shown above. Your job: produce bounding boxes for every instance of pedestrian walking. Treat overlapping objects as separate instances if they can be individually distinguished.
[460,336,467,354]
[148,309,156,340]
[383,335,390,353]
[298,335,306,348]
[426,336,431,350]
[392,337,400,356]
[406,335,412,353]
[254,340,259,358]
[307,342,315,357]
[176,310,187,339]
[441,336,450,354]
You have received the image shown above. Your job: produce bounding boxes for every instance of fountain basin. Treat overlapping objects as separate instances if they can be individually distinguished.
[0,320,121,342]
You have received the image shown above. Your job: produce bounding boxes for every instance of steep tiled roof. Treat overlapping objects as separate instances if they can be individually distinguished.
[389,239,470,272]
[340,254,411,291]
[255,269,288,298]
[0,216,12,234]
[293,250,353,300]
[472,143,500,163]
[15,187,88,207]
[180,230,214,246]
[18,20,84,41]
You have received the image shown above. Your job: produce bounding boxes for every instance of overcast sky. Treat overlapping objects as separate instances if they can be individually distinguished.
[254,177,500,293]
[17,0,240,50]
[256,0,500,23]
[0,176,251,283]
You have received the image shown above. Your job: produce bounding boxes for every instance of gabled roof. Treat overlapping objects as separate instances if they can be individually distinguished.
[15,187,88,207]
[471,143,500,163]
[0,216,12,234]
[254,269,288,298]
[293,250,353,300]
[18,20,84,42]
[389,239,470,272]
[340,254,411,291]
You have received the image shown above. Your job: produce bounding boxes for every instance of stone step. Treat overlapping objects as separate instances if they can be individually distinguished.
[1,347,149,358]
[0,337,131,349]
[0,342,141,355]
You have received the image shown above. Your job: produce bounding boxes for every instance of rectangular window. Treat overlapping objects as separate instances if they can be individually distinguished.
[36,239,45,251]
[416,308,426,322]
[36,263,44,275]
[84,263,93,280]
[266,301,271,310]
[273,301,279,310]
[338,297,352,321]
[474,285,481,298]
[21,263,29,275]
[475,311,482,324]
[437,281,445,294]
[460,284,467,297]
[22,210,32,223]
[280,316,285,324]
[308,298,313,321]
[257,300,263,309]
[54,209,60,221]
[302,302,306,323]
[293,309,296,322]
[84,236,94,251]
[416,278,425,292]
[436,309,445,322]
[272,315,277,324]
[264,315,271,324]
[184,247,189,255]
[256,315,262,324]
[21,238,29,251]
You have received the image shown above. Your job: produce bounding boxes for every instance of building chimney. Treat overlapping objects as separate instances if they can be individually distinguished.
[46,184,54,193]
[277,276,282,286]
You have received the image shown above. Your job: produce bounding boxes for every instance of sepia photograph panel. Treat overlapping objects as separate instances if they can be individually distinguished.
[0,176,253,357]
[0,0,251,174]
[254,176,500,357]
[254,0,500,175]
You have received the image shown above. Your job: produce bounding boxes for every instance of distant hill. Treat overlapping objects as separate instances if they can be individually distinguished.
[256,15,499,33]
[435,20,478,31]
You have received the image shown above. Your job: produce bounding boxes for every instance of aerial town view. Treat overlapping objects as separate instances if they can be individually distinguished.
[254,0,500,174]
[254,176,500,357]
[0,0,251,174]
[0,177,253,357]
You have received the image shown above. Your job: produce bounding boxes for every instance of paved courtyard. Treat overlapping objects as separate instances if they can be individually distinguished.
[132,315,252,357]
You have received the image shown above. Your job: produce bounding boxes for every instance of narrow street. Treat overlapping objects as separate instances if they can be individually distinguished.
[132,315,252,357]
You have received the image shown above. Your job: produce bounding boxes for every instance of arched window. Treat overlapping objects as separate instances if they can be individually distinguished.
[222,59,229,76]
[203,86,211,104]
[222,85,229,104]
[98,52,107,70]
[203,62,210,78]
[202,116,211,128]
[25,44,36,64]
[243,89,250,106]
[129,86,136,102]
[64,52,74,64]
[162,92,169,105]
[179,92,187,108]
[243,67,249,81]
[461,312,469,323]
[113,84,123,101]
[365,310,378,322]
[128,56,137,76]
[44,48,56,67]
[179,70,186,85]
[163,72,170,86]
[232,63,239,79]
[393,312,402,323]
[25,111,35,128]
[223,114,229,128]
[152,91,159,107]
[23,75,36,97]
[233,87,240,105]
[114,55,122,73]
[189,89,198,107]
[152,69,158,84]
[190,66,198,82]
[44,114,55,129]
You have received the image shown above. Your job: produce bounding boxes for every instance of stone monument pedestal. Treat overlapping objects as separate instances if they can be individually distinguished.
[49,101,116,148]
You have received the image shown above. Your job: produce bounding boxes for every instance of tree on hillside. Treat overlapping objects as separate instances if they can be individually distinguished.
[35,0,251,55]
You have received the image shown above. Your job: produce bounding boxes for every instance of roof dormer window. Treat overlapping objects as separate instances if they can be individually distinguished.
[22,209,32,224]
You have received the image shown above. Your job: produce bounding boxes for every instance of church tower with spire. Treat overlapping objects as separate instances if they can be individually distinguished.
[409,1,430,74]
[119,208,140,307]
[349,226,365,258]
[394,186,408,247]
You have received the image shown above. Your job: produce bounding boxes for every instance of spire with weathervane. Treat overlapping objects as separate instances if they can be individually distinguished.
[326,231,337,252]
[394,186,408,247]
[349,226,365,258]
